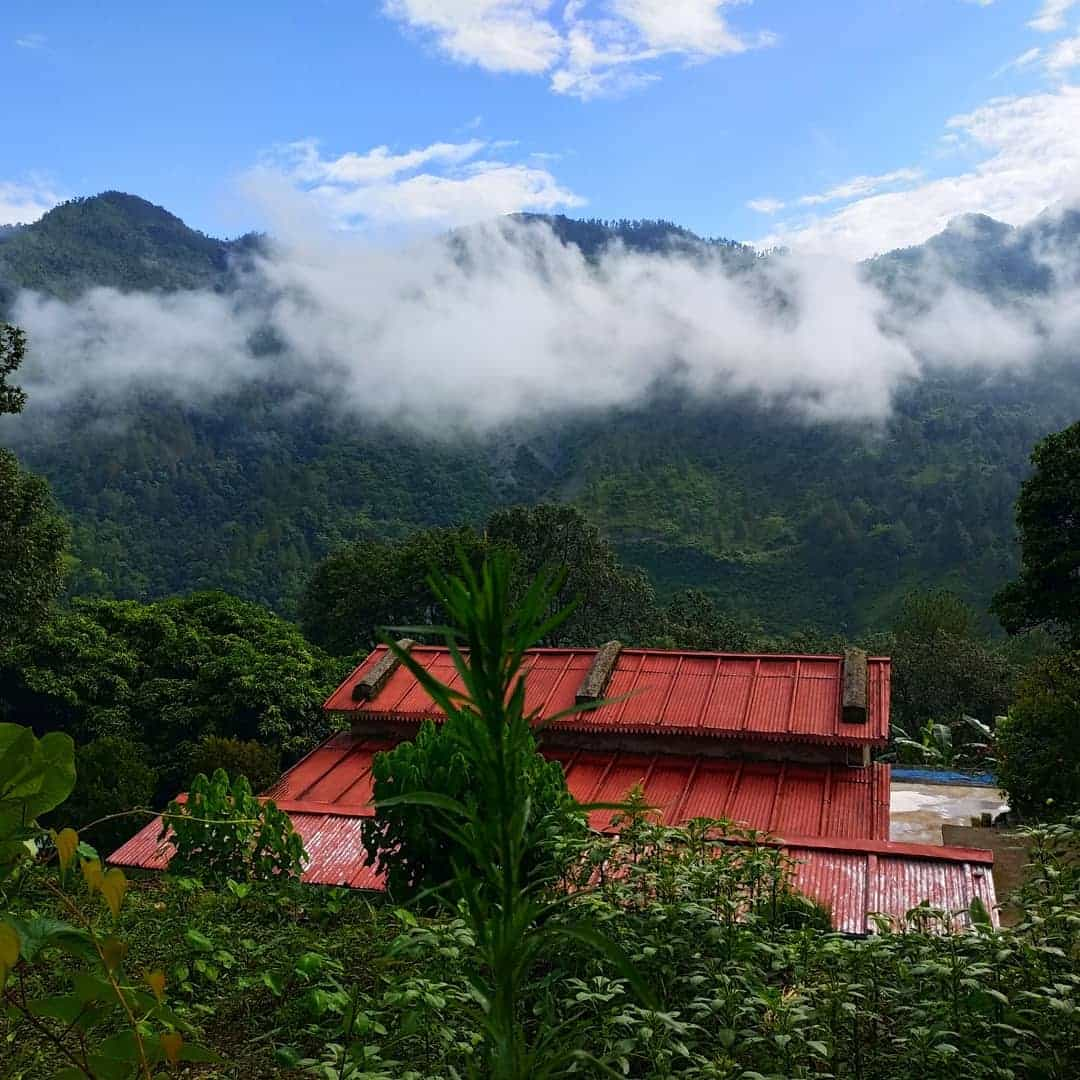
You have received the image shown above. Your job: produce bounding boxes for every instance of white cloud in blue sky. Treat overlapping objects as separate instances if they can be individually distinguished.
[249,137,584,228]
[756,87,1080,258]
[1029,0,1079,32]
[383,0,773,99]
[0,177,63,226]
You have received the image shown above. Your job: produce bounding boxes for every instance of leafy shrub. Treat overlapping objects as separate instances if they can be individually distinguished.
[188,736,280,794]
[165,768,306,883]
[60,735,158,852]
[1,720,216,1075]
[361,717,584,902]
[996,651,1080,819]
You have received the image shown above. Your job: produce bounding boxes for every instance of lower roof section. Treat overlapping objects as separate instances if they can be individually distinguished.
[108,733,995,934]
[109,813,996,934]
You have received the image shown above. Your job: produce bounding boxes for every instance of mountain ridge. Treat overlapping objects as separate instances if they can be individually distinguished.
[3,191,1080,634]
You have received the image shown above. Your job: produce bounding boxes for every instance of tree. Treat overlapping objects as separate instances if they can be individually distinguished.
[884,590,1017,736]
[0,592,346,796]
[993,420,1080,642]
[486,504,659,646]
[995,652,1080,821]
[656,589,758,651]
[0,323,28,415]
[302,506,661,655]
[0,323,69,645]
[361,717,581,902]
[188,736,281,794]
[299,527,484,654]
[57,736,158,852]
[0,452,69,644]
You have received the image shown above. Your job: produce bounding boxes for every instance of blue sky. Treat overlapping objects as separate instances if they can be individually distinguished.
[3,1,1080,256]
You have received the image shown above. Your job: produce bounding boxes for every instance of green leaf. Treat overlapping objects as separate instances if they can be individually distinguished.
[184,928,214,952]
[376,790,470,817]
[547,924,658,1012]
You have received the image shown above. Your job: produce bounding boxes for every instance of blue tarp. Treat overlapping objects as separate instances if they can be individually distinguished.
[890,767,997,787]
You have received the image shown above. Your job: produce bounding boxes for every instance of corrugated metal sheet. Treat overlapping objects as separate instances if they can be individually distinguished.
[108,733,995,932]
[551,749,891,840]
[109,813,996,933]
[324,647,891,747]
[788,843,997,934]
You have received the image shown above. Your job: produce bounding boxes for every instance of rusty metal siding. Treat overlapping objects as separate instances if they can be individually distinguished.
[326,646,891,748]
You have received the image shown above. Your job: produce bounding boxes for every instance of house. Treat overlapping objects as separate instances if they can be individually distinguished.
[111,643,997,933]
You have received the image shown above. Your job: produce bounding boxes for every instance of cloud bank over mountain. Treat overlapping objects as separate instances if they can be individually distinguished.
[9,200,1080,435]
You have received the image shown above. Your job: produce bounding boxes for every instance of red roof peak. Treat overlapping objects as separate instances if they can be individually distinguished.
[324,644,891,748]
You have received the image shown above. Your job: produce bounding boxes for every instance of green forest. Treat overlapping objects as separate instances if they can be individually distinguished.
[4,194,1080,635]
[2,196,1080,1077]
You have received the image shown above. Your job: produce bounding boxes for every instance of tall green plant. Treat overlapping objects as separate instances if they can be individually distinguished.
[377,552,655,1079]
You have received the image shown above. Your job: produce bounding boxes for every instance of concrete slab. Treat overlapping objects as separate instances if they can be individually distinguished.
[890,782,1008,845]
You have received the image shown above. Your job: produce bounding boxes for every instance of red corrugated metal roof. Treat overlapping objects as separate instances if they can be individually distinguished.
[550,748,891,839]
[108,813,995,933]
[324,647,891,747]
[108,733,995,932]
[169,732,890,839]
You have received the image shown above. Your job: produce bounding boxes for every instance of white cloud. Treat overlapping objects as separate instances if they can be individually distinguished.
[384,0,772,100]
[757,87,1080,258]
[15,209,1080,437]
[1029,0,1079,31]
[796,168,924,207]
[0,178,62,226]
[15,32,46,49]
[383,1,562,73]
[747,197,784,214]
[1045,33,1080,72]
[249,137,583,228]
[994,46,1042,77]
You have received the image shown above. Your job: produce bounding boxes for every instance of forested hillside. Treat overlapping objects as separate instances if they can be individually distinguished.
[2,193,1079,633]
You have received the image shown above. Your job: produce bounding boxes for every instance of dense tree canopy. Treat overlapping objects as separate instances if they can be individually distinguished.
[0,591,346,796]
[0,323,69,645]
[302,506,661,655]
[995,651,1080,820]
[993,420,1080,642]
[486,504,659,646]
[0,323,28,415]
[883,590,1018,736]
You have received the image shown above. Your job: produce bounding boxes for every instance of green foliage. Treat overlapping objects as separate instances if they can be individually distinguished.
[0,323,28,415]
[301,526,485,654]
[995,651,1080,820]
[165,768,306,884]
[0,721,215,1076]
[188,735,281,795]
[487,503,660,646]
[370,553,651,1078]
[0,723,75,878]
[0,191,257,298]
[882,589,1018,737]
[654,588,758,651]
[0,591,346,794]
[303,505,661,656]
[362,718,583,903]
[0,323,69,646]
[994,419,1080,642]
[3,812,1080,1078]
[59,736,158,853]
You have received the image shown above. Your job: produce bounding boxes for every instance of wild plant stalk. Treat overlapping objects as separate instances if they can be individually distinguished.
[380,552,653,1080]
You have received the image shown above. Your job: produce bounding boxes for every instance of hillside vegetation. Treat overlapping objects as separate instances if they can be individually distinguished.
[2,194,1080,634]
